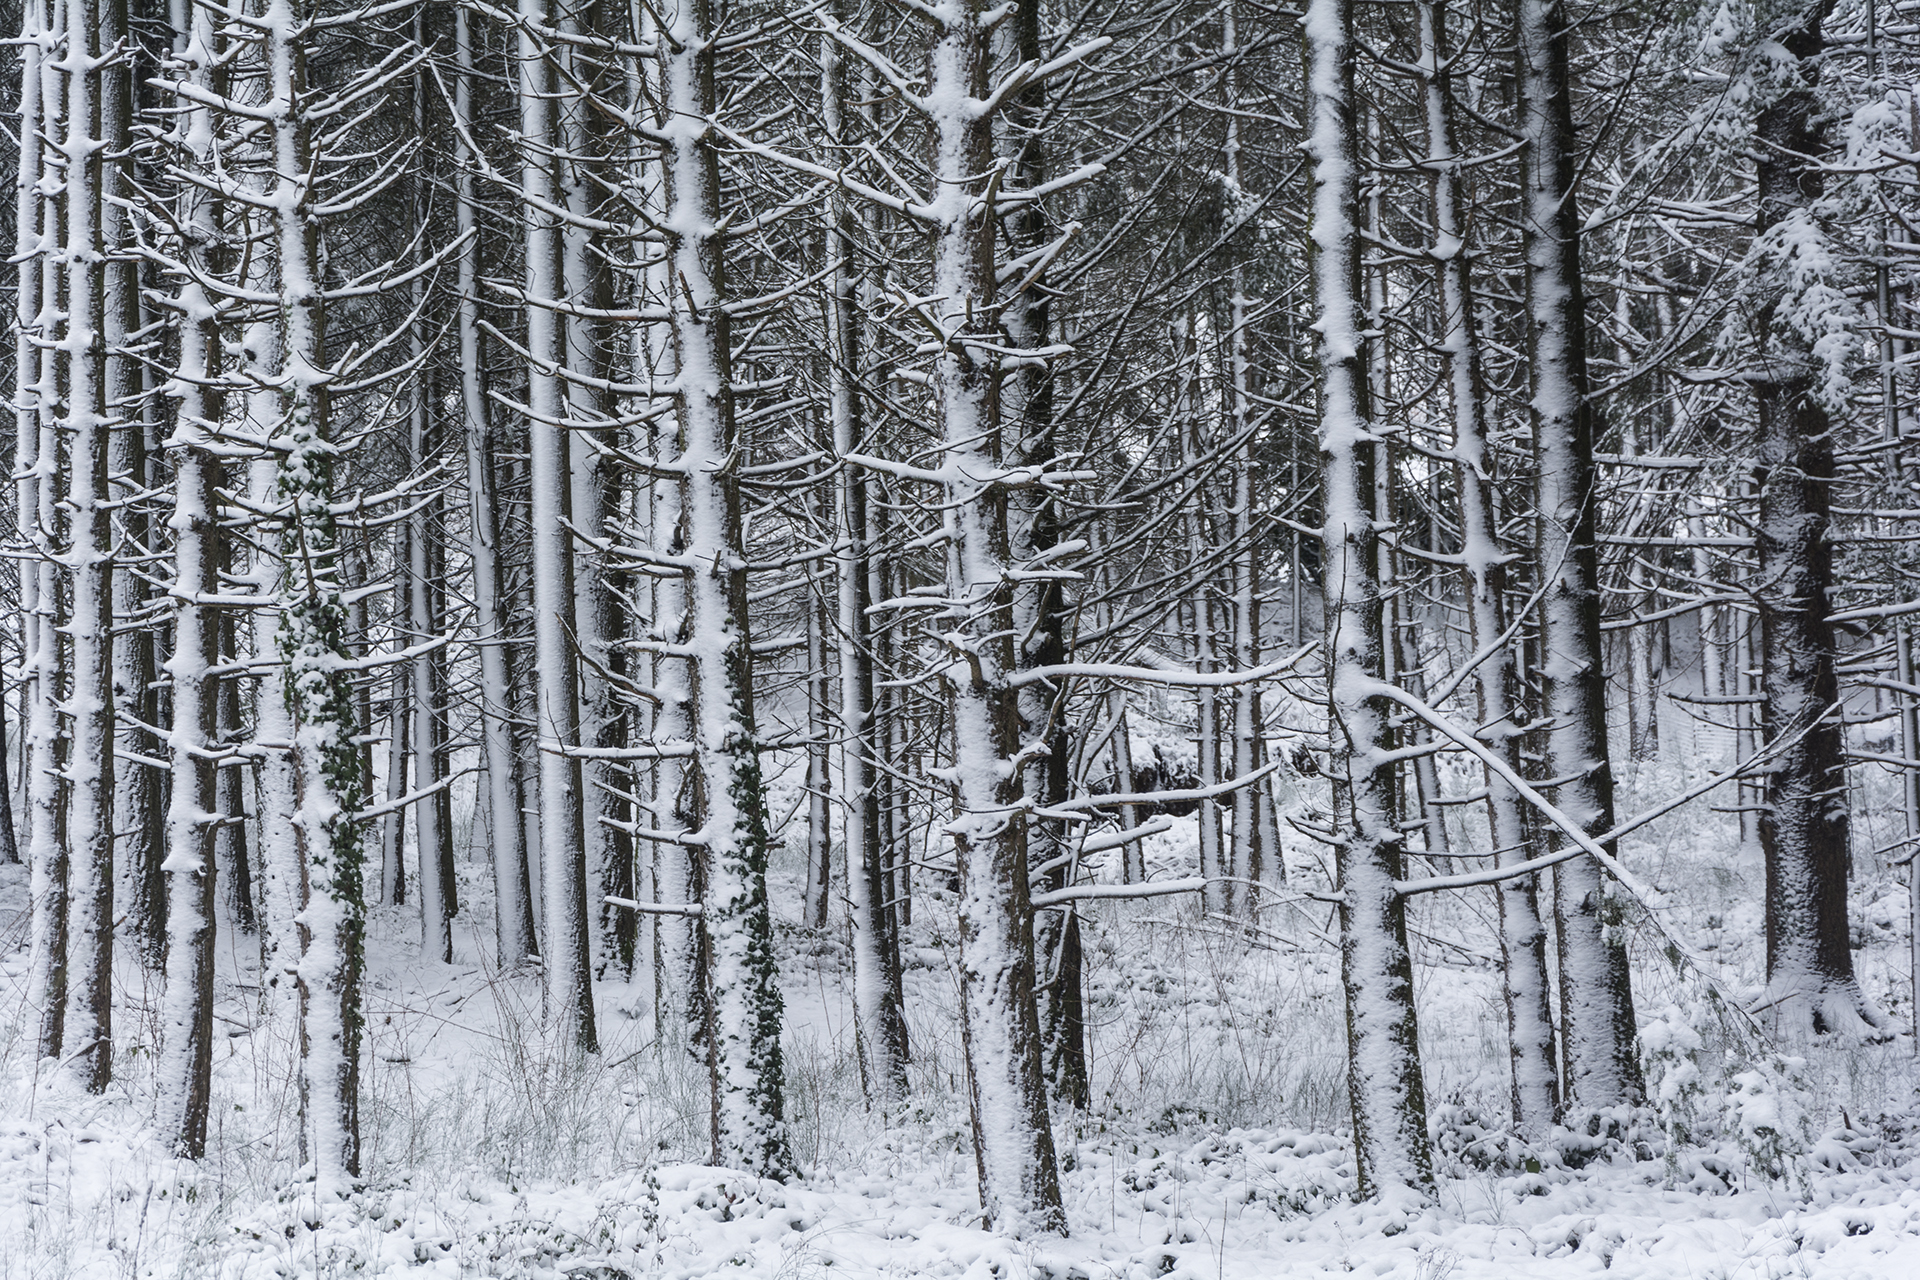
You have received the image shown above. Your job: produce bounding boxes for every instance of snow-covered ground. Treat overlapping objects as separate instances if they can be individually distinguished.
[6,696,1920,1278]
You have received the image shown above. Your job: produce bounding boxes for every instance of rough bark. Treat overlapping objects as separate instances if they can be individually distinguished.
[1304,0,1435,1198]
[1750,0,1883,1039]
[1515,0,1641,1106]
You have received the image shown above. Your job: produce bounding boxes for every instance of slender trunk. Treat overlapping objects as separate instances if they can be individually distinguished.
[519,0,597,1050]
[457,5,535,964]
[60,0,118,1093]
[105,0,164,961]
[158,444,221,1160]
[265,0,368,1189]
[1516,0,1640,1105]
[1421,0,1557,1136]
[154,0,224,1146]
[381,661,408,906]
[803,573,832,930]
[1304,0,1434,1197]
[8,0,42,878]
[25,0,69,1064]
[822,26,908,1089]
[409,356,451,962]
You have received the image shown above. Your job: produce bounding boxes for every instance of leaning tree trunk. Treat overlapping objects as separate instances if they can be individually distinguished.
[1516,0,1641,1106]
[1303,0,1435,1199]
[1420,0,1558,1137]
[1751,0,1882,1038]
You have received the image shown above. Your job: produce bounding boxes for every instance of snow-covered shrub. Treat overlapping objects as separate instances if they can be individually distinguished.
[1720,1054,1815,1186]
[1642,1003,1709,1175]
[1427,1096,1525,1175]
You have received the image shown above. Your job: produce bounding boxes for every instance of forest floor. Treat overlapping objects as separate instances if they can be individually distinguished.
[6,738,1920,1277]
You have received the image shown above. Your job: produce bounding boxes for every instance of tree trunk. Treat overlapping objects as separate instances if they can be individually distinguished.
[1516,0,1641,1106]
[923,2,1063,1234]
[1751,0,1882,1038]
[658,0,791,1177]
[1421,0,1557,1137]
[61,0,118,1094]
[518,0,598,1051]
[1303,0,1434,1198]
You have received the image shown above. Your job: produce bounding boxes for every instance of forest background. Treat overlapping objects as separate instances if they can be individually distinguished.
[7,0,1920,1275]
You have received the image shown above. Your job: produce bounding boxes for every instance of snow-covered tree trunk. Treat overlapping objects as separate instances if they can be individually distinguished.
[105,0,165,968]
[457,3,536,965]
[408,377,452,963]
[657,0,790,1177]
[922,0,1064,1233]
[1516,0,1640,1105]
[59,0,118,1093]
[158,429,222,1160]
[154,0,226,1148]
[823,12,908,1105]
[8,0,42,882]
[992,0,1086,1109]
[556,1,632,978]
[1420,0,1557,1136]
[1177,318,1225,915]
[380,659,408,906]
[23,0,69,1065]
[262,0,369,1188]
[802,577,832,932]
[1750,0,1882,1038]
[1303,0,1434,1198]
[1226,6,1270,913]
[517,0,598,1050]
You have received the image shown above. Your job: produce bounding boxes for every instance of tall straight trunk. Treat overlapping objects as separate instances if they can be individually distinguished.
[1421,0,1557,1136]
[1516,0,1640,1106]
[802,575,832,931]
[658,0,790,1177]
[265,0,368,1190]
[8,0,41,878]
[154,0,224,1149]
[923,1,1063,1234]
[240,231,304,1034]
[215,600,257,934]
[380,660,408,906]
[60,0,117,1093]
[25,0,68,1064]
[994,0,1084,1109]
[825,16,908,1096]
[518,0,598,1050]
[457,4,536,964]
[106,0,164,964]
[1751,0,1881,1038]
[1107,685,1143,882]
[557,0,631,979]
[1178,319,1224,914]
[823,21,908,1087]
[158,444,221,1160]
[1225,2,1267,916]
[1303,0,1434,1198]
[409,386,452,962]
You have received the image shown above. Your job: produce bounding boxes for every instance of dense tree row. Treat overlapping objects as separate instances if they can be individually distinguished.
[4,0,1920,1232]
